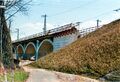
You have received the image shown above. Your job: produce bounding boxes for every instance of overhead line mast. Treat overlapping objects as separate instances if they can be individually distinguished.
[42,14,47,35]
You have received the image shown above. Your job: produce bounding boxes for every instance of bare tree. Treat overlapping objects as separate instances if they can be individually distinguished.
[0,0,32,82]
[0,0,31,71]
[2,0,32,68]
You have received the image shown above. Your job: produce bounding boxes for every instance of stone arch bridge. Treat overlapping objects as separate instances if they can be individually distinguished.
[12,23,80,60]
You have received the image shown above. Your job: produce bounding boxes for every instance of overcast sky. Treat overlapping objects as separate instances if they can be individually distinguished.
[11,0,120,40]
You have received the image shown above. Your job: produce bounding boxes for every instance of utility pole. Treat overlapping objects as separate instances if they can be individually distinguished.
[9,19,12,30]
[9,19,12,38]
[16,28,19,40]
[76,22,81,30]
[41,14,47,35]
[96,19,101,28]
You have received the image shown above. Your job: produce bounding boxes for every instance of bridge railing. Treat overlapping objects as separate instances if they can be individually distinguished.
[79,25,102,37]
[47,22,80,35]
[13,32,44,43]
[13,22,80,43]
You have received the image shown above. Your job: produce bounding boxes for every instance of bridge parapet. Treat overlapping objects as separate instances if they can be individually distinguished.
[13,22,80,43]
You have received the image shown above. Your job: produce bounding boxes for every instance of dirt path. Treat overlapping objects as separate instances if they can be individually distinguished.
[23,66,100,82]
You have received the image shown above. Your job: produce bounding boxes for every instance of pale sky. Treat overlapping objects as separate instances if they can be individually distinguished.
[10,0,120,40]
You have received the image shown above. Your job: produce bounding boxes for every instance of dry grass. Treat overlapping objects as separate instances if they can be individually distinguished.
[30,19,120,78]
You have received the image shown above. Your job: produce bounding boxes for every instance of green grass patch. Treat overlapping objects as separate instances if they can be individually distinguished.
[0,69,29,82]
[13,69,29,82]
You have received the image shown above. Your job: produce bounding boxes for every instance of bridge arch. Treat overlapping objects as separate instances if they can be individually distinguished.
[25,42,36,59]
[38,39,53,58]
[17,44,24,59]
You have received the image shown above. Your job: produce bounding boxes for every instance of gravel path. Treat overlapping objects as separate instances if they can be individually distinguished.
[23,66,100,82]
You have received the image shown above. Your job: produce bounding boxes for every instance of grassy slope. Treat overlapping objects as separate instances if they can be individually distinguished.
[30,19,120,78]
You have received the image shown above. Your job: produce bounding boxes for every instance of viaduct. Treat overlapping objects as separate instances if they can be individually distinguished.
[12,23,80,60]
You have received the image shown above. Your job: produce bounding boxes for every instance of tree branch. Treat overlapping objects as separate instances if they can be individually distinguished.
[5,0,32,21]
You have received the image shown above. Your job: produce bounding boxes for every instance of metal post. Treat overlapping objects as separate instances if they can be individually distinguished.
[16,28,19,40]
[96,19,101,28]
[9,19,12,30]
[76,22,81,30]
[42,14,47,35]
